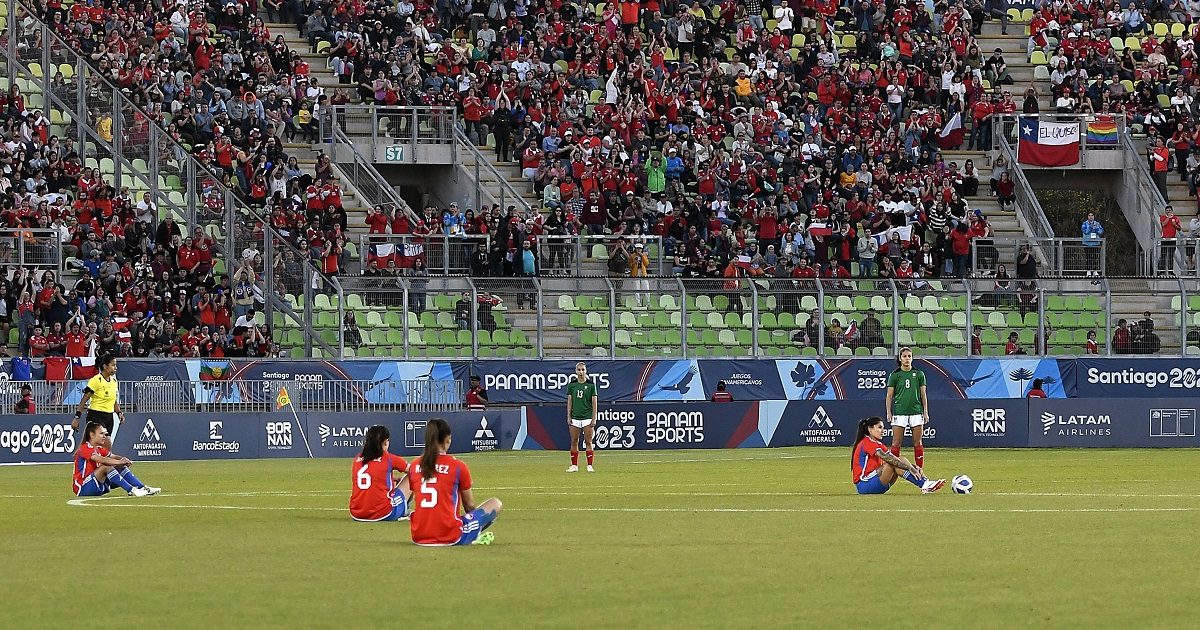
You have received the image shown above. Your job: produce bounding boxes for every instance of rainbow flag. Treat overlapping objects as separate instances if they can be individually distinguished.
[1086,116,1118,145]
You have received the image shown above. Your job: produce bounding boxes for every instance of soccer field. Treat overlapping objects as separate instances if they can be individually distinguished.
[3,447,1195,628]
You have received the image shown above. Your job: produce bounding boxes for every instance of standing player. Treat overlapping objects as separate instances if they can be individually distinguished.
[407,419,503,546]
[566,361,598,472]
[885,347,929,469]
[73,421,161,497]
[349,425,412,522]
[70,354,125,441]
[852,417,944,494]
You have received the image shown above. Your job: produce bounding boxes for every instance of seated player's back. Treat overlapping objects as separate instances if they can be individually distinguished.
[407,453,471,546]
[349,452,407,521]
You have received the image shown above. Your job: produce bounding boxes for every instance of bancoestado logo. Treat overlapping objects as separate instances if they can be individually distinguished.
[484,372,611,391]
[265,421,293,450]
[194,421,241,453]
[595,409,636,449]
[471,417,499,451]
[1086,367,1200,389]
[645,410,704,444]
[971,408,1007,437]
[799,405,842,444]
[0,423,75,454]
[1041,411,1112,436]
[319,424,368,448]
[132,419,166,457]
[882,425,936,439]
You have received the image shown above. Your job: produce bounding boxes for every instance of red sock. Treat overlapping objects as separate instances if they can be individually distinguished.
[586,450,594,466]
[914,445,925,469]
[890,445,901,458]
[570,451,579,466]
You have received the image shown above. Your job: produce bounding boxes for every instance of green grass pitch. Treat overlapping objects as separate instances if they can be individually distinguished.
[2,447,1196,628]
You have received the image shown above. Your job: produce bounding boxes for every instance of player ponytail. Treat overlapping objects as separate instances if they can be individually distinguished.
[420,418,452,480]
[360,425,389,463]
[83,421,105,446]
[853,416,884,449]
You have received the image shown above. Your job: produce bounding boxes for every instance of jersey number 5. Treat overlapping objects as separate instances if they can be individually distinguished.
[355,465,371,490]
[420,479,438,508]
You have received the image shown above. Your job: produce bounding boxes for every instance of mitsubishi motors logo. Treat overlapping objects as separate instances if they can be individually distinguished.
[139,420,161,442]
[475,417,495,439]
[809,406,833,428]
[471,416,499,451]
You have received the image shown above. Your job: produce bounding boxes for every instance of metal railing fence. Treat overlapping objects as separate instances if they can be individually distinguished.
[970,237,1105,278]
[358,234,490,276]
[3,378,462,415]
[329,125,421,226]
[0,228,64,274]
[322,105,457,152]
[537,235,666,276]
[453,128,535,217]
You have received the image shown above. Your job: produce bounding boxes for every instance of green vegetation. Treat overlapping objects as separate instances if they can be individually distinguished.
[3,448,1195,628]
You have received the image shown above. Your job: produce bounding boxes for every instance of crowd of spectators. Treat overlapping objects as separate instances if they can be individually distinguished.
[320,0,1022,285]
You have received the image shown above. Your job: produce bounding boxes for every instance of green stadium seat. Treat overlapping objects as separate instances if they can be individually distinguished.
[436,312,456,328]
[707,312,726,328]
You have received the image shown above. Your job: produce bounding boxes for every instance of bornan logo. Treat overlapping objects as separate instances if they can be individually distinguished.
[471,417,499,451]
[132,419,166,457]
[265,421,293,450]
[799,405,841,444]
[971,408,1006,437]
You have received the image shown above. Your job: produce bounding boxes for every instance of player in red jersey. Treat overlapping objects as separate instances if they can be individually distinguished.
[349,425,411,522]
[406,419,502,546]
[851,417,944,495]
[73,421,160,497]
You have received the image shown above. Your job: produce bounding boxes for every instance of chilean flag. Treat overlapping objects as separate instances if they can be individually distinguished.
[1018,117,1080,167]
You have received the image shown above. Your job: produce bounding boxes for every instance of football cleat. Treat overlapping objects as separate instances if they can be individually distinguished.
[586,465,595,472]
[129,487,150,497]
[921,479,946,494]
[143,486,161,496]
[566,465,579,473]
[472,531,495,545]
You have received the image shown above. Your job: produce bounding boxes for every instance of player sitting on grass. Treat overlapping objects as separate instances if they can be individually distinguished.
[349,425,412,522]
[407,418,503,546]
[73,421,161,497]
[851,417,944,495]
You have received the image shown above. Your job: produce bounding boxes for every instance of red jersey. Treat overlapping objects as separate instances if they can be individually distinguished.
[73,442,107,493]
[349,452,408,521]
[851,436,889,482]
[407,454,472,545]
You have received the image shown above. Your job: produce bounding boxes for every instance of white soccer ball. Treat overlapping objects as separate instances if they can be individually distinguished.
[952,475,973,494]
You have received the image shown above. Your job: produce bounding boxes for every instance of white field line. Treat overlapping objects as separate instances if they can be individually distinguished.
[525,507,1199,514]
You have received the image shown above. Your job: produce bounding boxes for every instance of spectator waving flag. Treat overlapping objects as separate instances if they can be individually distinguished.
[937,112,963,149]
[1018,117,1080,166]
[871,225,914,248]
[367,243,396,267]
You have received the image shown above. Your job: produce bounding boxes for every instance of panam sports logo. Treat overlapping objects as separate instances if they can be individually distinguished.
[485,372,610,391]
[644,410,704,444]
[1041,411,1112,436]
[799,405,841,444]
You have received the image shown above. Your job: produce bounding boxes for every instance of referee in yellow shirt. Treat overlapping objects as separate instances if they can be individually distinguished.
[70,354,125,439]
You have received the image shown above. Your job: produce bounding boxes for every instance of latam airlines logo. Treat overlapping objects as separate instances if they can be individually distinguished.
[799,405,841,444]
[132,419,166,457]
[319,424,368,447]
[1041,411,1112,436]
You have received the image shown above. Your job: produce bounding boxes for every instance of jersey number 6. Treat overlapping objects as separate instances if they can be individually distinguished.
[355,465,371,490]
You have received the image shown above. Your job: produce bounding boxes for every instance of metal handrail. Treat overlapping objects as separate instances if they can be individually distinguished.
[1121,133,1167,274]
[330,125,420,225]
[995,139,1056,240]
[6,0,337,357]
[0,228,64,276]
[454,128,534,216]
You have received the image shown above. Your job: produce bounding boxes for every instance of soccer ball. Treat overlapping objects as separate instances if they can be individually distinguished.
[952,475,973,494]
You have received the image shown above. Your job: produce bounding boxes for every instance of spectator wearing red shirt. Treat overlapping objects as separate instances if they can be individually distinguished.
[1112,319,1132,354]
[1026,379,1047,398]
[1005,332,1024,355]
[950,223,972,278]
[66,322,89,357]
[1086,331,1099,354]
[1159,205,1182,274]
[710,380,734,402]
[971,325,982,355]
[28,326,49,357]
[14,385,36,414]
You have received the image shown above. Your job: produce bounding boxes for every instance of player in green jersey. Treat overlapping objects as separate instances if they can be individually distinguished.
[885,347,930,469]
[565,361,598,472]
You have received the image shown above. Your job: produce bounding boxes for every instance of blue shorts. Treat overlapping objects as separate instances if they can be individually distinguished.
[76,475,110,497]
[855,475,891,495]
[454,507,497,545]
[352,494,409,522]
